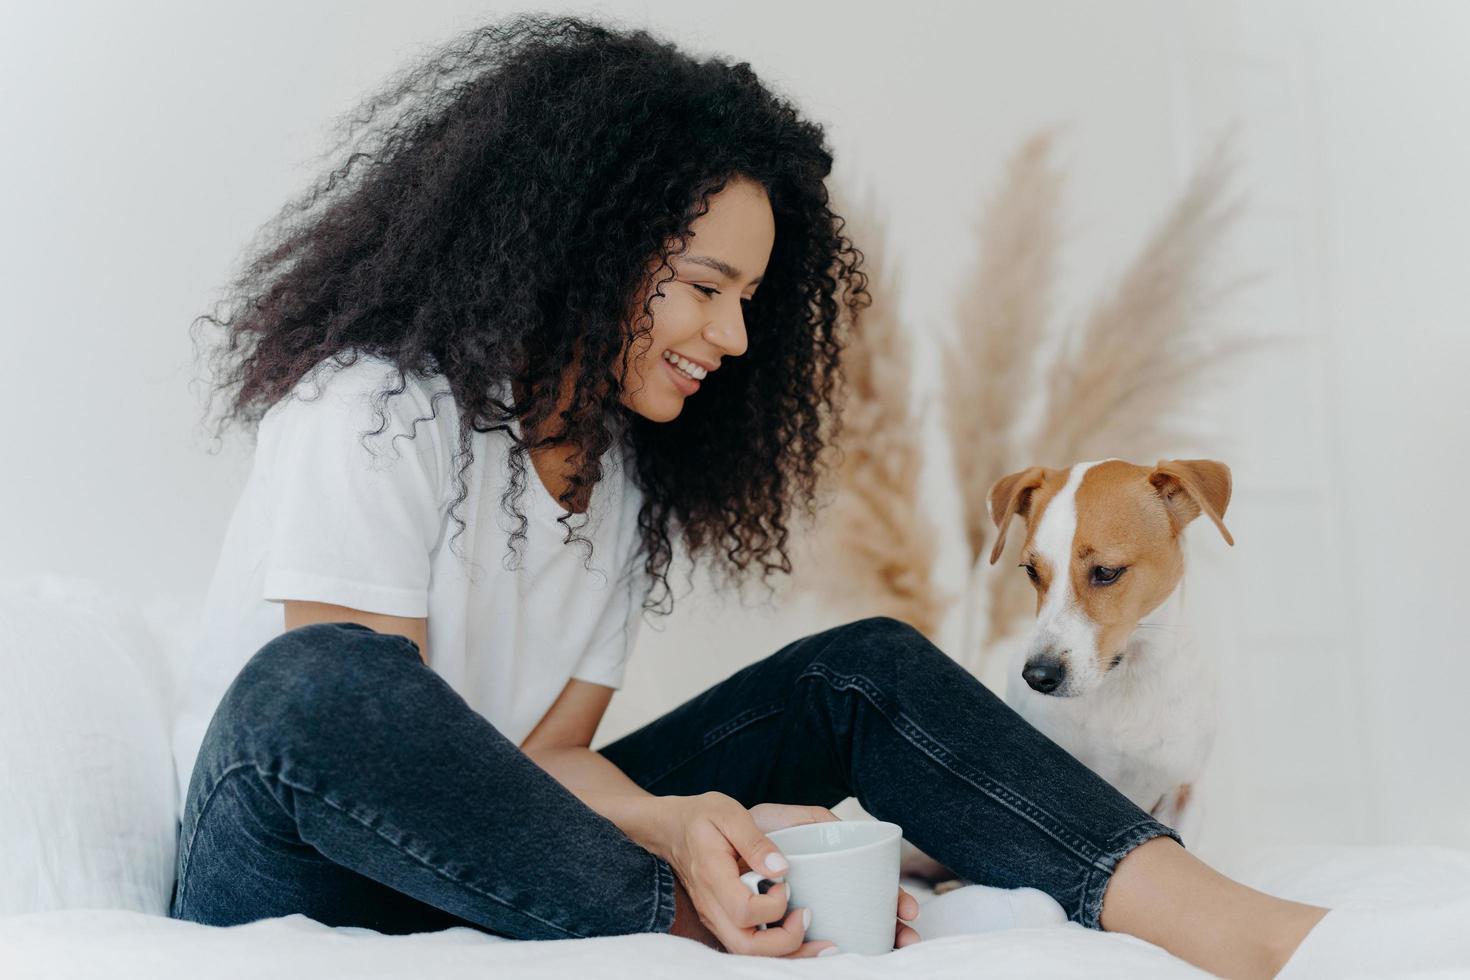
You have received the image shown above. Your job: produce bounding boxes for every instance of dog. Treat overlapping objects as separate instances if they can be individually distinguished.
[898,457,1231,889]
[991,457,1230,824]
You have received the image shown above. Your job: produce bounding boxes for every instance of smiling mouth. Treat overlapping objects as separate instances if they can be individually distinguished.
[663,356,701,392]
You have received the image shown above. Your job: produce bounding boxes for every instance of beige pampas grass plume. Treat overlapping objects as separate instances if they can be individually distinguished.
[942,129,1066,670]
[984,124,1264,649]
[789,186,950,640]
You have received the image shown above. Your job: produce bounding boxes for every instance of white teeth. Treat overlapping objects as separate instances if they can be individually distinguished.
[662,350,706,380]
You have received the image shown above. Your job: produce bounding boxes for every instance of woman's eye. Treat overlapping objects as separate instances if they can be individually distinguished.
[1092,566,1125,585]
[689,283,719,297]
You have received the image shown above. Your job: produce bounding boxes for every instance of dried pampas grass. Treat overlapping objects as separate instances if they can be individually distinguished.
[1031,126,1256,466]
[946,129,1065,564]
[788,187,950,640]
[942,130,1066,669]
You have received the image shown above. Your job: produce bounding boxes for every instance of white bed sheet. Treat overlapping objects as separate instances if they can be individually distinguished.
[0,913,1213,980]
[5,845,1469,979]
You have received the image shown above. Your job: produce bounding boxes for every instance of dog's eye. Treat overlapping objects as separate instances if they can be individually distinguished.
[1091,565,1125,585]
[1019,563,1040,583]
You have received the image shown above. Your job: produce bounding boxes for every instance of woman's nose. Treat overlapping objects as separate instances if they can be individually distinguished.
[706,305,748,357]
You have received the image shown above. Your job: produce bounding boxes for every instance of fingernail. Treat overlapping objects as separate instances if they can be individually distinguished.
[801,907,811,930]
[818,946,840,957]
[765,852,788,873]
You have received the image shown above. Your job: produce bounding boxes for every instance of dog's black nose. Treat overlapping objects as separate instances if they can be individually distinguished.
[1023,657,1066,694]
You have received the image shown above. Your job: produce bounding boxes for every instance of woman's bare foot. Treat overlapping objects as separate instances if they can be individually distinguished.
[1101,837,1332,979]
[1265,905,1332,977]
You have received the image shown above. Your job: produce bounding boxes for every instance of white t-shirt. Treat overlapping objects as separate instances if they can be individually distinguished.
[171,350,647,815]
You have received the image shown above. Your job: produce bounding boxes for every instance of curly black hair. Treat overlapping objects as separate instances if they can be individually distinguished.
[190,13,870,619]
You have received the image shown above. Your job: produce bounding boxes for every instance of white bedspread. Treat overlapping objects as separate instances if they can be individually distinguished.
[5,846,1469,979]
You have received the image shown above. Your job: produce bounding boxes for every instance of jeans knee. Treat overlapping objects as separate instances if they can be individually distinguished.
[246,620,412,683]
[215,622,421,750]
[816,615,941,675]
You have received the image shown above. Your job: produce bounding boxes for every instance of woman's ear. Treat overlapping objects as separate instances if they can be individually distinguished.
[1148,459,1235,545]
[987,466,1049,564]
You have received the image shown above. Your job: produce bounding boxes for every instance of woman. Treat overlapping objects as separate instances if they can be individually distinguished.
[170,14,1329,976]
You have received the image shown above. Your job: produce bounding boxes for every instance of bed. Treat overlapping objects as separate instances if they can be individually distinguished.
[4,573,1467,978]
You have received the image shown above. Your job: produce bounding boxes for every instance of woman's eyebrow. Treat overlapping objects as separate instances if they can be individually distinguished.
[678,254,763,286]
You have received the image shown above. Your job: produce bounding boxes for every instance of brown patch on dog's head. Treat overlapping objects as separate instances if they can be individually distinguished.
[1072,459,1233,668]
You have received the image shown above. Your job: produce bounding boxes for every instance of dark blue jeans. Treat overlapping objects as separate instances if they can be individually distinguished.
[168,616,1181,939]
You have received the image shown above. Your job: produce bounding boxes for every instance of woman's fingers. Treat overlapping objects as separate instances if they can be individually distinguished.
[790,940,841,958]
[896,885,922,946]
[724,863,793,930]
[724,901,813,957]
[687,809,785,930]
[897,885,920,922]
[741,879,790,929]
[711,799,793,875]
[747,801,840,834]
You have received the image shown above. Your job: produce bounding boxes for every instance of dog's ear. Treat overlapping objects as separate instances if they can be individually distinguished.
[987,466,1049,564]
[1148,459,1234,545]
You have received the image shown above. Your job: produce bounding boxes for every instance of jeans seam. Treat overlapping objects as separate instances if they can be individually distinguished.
[641,702,787,791]
[174,759,257,916]
[797,661,1109,868]
[181,760,598,940]
[648,852,678,933]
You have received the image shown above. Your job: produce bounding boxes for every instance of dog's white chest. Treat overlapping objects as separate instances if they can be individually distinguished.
[1003,624,1216,814]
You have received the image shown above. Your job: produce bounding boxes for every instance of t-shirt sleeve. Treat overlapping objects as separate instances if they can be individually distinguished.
[257,362,446,618]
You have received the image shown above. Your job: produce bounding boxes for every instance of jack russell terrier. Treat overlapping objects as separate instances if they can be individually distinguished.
[992,456,1230,825]
[899,457,1231,890]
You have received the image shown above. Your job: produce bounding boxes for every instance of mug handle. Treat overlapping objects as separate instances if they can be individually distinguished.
[739,869,787,931]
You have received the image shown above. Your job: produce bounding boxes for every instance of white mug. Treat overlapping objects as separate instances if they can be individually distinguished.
[738,819,903,956]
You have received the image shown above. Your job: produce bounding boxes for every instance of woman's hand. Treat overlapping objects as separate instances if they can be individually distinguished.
[661,792,830,956]
[660,792,920,956]
[746,802,921,950]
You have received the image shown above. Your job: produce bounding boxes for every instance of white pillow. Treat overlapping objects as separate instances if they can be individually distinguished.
[0,572,194,916]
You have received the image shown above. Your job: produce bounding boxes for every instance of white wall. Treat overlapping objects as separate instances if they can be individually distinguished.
[1157,0,1470,862]
[2,0,1465,867]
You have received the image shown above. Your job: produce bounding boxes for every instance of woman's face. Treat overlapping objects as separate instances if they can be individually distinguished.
[618,176,775,422]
